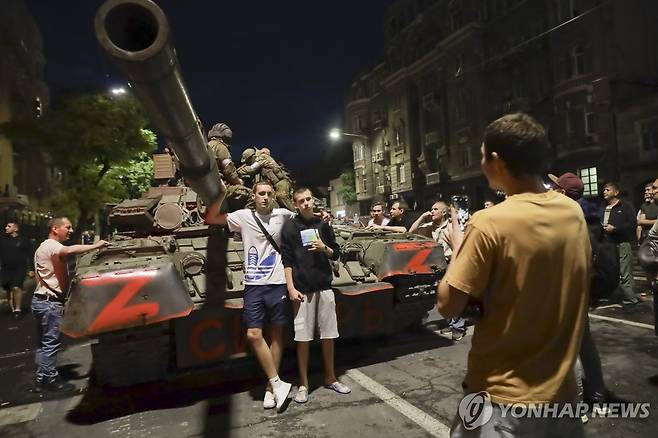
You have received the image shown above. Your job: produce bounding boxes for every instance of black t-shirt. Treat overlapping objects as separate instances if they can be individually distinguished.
[640,202,658,220]
[0,235,33,270]
[388,214,415,232]
[639,201,658,237]
[281,216,340,293]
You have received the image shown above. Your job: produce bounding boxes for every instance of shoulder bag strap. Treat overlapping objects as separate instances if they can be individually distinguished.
[251,209,282,254]
[35,268,63,297]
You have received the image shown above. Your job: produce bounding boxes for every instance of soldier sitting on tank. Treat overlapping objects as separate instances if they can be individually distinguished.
[207,122,250,211]
[238,147,295,211]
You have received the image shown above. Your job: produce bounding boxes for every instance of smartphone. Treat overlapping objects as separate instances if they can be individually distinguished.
[451,195,471,232]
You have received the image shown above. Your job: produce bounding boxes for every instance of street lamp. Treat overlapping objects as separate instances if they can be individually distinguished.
[328,128,368,141]
[110,86,127,96]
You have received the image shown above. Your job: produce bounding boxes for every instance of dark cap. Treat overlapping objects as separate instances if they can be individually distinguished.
[548,172,584,199]
[208,123,232,141]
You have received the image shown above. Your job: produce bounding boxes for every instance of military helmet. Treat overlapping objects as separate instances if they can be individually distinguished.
[207,122,233,141]
[241,147,256,163]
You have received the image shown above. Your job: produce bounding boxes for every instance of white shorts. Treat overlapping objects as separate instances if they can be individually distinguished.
[293,289,339,342]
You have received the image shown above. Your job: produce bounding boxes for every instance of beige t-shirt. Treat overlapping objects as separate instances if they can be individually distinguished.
[416,220,452,259]
[444,190,590,404]
[34,238,67,297]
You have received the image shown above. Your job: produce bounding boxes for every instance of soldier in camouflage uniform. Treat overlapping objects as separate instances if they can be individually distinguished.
[239,148,294,211]
[207,122,250,210]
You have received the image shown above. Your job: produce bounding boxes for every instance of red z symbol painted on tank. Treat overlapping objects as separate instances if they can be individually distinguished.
[88,276,160,332]
[406,248,432,272]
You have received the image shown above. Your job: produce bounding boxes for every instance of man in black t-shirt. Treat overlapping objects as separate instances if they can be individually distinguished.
[0,222,34,317]
[638,182,658,241]
[600,182,638,304]
[281,187,351,404]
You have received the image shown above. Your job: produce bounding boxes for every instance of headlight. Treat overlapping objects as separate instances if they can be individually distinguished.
[181,253,205,276]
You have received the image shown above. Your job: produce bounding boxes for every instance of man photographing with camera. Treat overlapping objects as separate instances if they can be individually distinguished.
[438,113,590,436]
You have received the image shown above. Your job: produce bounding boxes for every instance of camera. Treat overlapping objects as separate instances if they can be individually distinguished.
[450,195,471,232]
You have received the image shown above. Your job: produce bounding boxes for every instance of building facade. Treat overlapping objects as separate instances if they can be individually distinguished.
[343,0,658,212]
[0,0,52,236]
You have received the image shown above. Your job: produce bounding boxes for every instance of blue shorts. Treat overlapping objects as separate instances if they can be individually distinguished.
[242,284,289,328]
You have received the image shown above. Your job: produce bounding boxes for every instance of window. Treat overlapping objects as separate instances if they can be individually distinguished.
[353,143,364,162]
[462,147,472,169]
[569,46,585,77]
[394,118,406,148]
[640,118,658,151]
[398,163,406,184]
[584,108,596,136]
[578,166,598,196]
[454,54,464,77]
[353,114,363,132]
[454,89,467,122]
[362,177,368,193]
[450,9,462,32]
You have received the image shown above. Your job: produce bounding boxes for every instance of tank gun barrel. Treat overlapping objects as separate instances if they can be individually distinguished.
[95,0,224,207]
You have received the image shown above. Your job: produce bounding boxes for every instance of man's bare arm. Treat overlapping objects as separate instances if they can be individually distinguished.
[285,267,304,302]
[58,240,108,259]
[409,211,431,234]
[437,278,470,319]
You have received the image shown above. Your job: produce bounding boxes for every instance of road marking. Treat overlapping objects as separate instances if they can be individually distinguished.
[589,313,654,330]
[0,402,41,426]
[591,304,622,310]
[346,368,450,438]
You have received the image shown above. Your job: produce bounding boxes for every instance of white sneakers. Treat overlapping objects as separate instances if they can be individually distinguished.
[272,380,292,411]
[263,390,275,409]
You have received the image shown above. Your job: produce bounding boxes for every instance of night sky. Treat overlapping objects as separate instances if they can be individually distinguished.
[26,0,395,185]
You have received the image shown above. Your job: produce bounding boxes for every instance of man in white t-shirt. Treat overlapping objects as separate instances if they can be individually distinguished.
[366,202,389,227]
[226,181,294,411]
[32,217,108,394]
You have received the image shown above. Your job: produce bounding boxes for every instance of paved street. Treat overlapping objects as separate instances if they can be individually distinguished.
[0,298,656,438]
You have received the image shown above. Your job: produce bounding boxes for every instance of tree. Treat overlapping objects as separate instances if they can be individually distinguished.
[338,169,357,205]
[108,151,155,199]
[1,92,157,237]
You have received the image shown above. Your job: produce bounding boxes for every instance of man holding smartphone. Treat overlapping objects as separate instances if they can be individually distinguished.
[438,113,589,436]
[282,187,350,404]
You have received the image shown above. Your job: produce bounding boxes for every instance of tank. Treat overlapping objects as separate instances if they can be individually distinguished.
[60,0,447,387]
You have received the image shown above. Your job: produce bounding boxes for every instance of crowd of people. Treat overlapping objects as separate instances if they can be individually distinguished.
[1,113,656,436]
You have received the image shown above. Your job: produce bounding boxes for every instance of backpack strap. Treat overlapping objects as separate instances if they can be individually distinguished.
[251,210,281,254]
